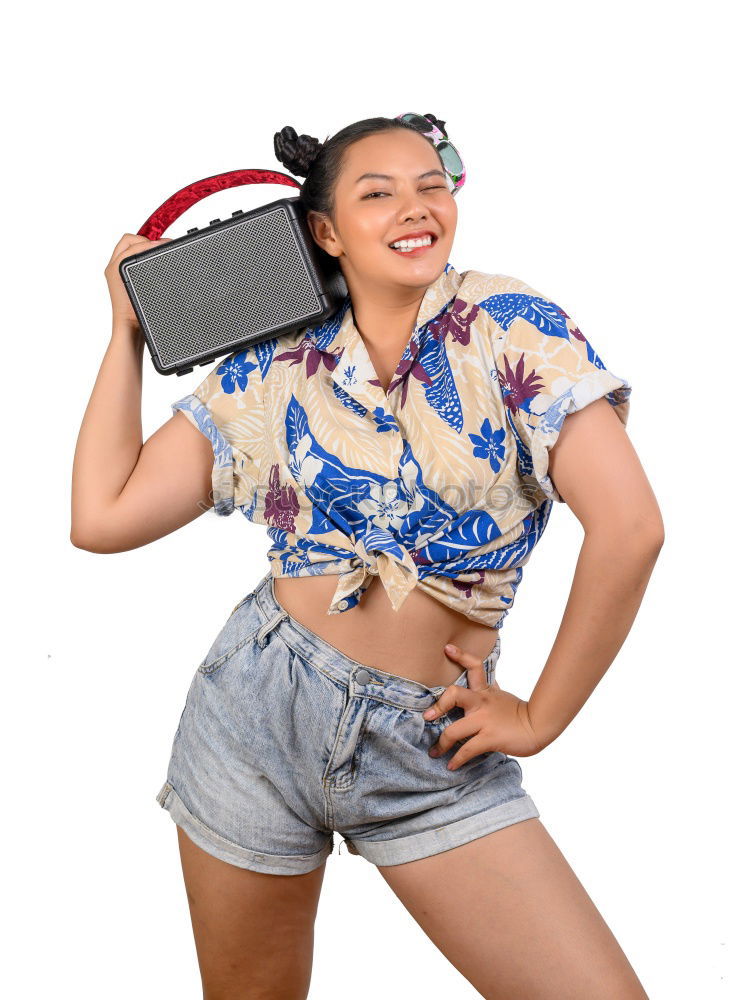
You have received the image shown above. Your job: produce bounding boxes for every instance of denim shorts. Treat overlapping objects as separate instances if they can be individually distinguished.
[155,571,540,875]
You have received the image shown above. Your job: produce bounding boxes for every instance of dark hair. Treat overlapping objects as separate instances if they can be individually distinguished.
[273,115,447,291]
[273,114,448,222]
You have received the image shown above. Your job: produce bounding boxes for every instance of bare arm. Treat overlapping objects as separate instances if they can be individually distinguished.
[70,233,215,553]
[525,397,665,749]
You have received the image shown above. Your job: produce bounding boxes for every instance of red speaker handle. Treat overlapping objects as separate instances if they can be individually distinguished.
[138,168,302,240]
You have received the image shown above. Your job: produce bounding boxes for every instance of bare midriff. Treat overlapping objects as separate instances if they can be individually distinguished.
[272,574,499,688]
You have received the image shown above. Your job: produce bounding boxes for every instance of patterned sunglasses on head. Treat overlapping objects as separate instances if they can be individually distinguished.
[394,112,466,195]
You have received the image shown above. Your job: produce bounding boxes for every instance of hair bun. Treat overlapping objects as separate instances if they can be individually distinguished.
[423,113,447,138]
[273,125,324,178]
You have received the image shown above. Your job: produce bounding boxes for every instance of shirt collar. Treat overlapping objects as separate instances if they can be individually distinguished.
[305,260,463,359]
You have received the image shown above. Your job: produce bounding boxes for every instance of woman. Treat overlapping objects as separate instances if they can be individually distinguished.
[71,114,661,999]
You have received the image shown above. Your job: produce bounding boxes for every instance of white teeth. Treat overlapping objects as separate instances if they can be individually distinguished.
[389,235,434,251]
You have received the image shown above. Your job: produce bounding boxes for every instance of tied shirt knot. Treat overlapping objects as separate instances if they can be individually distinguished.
[327,527,420,615]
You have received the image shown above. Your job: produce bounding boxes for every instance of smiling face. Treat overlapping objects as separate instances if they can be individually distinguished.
[308,128,458,296]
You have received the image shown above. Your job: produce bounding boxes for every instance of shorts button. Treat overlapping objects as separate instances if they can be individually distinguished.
[337,599,349,610]
[355,669,372,685]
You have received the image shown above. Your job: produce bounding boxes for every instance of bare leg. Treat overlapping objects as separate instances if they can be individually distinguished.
[377,817,648,999]
[176,826,326,1000]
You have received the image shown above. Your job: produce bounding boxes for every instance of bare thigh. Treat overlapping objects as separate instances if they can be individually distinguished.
[176,826,326,1000]
[377,817,649,1000]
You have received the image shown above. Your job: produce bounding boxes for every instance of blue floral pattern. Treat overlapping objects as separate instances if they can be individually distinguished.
[171,265,631,627]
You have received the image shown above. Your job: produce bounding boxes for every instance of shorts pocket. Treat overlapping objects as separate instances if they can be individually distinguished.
[197,593,261,677]
[229,593,253,617]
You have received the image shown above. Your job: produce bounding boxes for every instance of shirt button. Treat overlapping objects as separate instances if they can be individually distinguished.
[337,599,349,610]
[355,669,372,685]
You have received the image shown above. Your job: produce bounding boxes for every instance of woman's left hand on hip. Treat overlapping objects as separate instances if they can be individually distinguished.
[423,643,544,768]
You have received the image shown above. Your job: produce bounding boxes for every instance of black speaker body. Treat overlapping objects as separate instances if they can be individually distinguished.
[119,196,348,376]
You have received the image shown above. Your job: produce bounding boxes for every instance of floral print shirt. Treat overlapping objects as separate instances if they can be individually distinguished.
[171,263,631,629]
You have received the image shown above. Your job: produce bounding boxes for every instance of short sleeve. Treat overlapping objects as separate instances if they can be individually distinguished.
[171,347,265,516]
[488,276,632,504]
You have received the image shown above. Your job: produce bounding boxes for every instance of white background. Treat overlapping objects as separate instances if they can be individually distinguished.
[6,0,733,996]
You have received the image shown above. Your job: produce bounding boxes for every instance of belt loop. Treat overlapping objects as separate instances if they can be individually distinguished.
[255,609,289,648]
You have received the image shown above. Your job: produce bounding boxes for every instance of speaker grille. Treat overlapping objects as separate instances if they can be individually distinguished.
[128,206,321,368]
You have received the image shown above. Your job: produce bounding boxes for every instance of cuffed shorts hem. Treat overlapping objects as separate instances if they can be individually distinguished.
[341,792,540,867]
[155,780,335,876]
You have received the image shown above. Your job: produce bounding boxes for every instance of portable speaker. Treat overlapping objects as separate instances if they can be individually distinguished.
[118,169,348,376]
